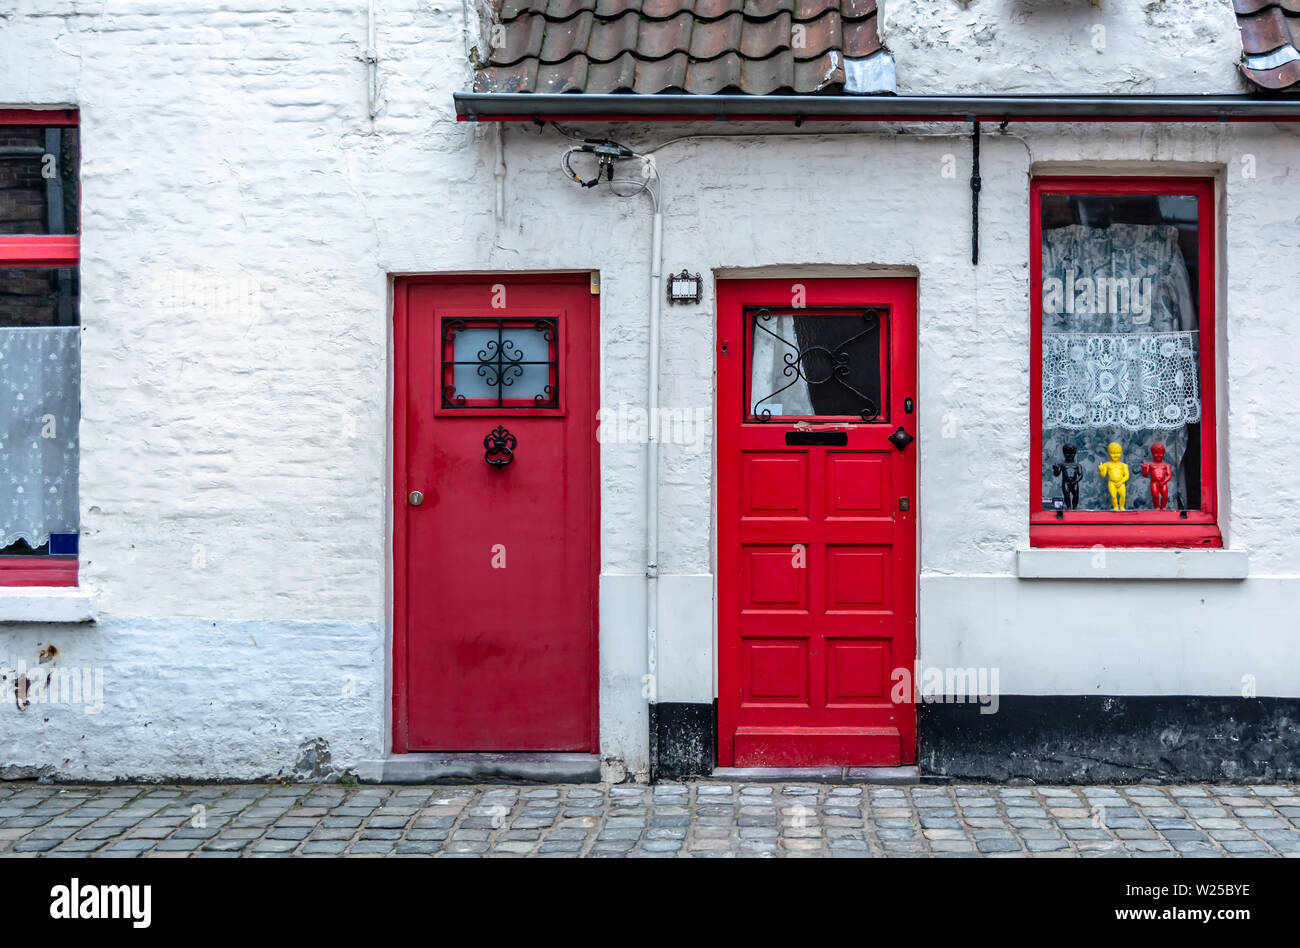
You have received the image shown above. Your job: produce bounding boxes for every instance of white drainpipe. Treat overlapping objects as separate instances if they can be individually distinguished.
[646,203,662,782]
[365,0,379,120]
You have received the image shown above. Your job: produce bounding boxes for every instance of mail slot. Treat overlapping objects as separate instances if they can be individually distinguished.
[785,431,848,446]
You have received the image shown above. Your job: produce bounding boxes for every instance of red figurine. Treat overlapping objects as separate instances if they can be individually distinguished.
[1140,442,1173,510]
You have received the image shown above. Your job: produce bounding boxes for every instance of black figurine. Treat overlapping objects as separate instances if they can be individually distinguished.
[1052,443,1085,510]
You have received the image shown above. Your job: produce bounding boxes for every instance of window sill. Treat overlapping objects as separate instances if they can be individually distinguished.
[1016,548,1248,580]
[0,585,98,623]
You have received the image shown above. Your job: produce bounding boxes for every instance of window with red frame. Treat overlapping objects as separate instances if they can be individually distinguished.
[441,316,559,409]
[1031,176,1219,548]
[0,110,80,586]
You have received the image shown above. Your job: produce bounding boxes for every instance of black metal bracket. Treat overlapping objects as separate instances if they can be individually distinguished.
[970,117,981,266]
[484,425,517,467]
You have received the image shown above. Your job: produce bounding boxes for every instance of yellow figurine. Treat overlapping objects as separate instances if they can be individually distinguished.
[1097,442,1130,511]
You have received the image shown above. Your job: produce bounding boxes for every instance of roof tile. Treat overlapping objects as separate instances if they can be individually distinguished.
[1239,7,1294,52]
[689,13,745,59]
[592,0,642,16]
[795,0,839,19]
[740,12,795,58]
[477,0,883,94]
[685,51,743,93]
[794,11,843,60]
[839,0,876,19]
[642,0,696,18]
[587,11,644,60]
[499,0,538,20]
[539,11,595,60]
[537,55,591,92]
[487,12,546,64]
[1234,1,1300,88]
[546,0,599,19]
[739,51,794,94]
[637,11,696,58]
[1234,0,1300,14]
[842,13,880,58]
[743,0,793,17]
[586,51,639,91]
[634,52,690,92]
[795,50,846,92]
[474,58,539,93]
[694,0,744,17]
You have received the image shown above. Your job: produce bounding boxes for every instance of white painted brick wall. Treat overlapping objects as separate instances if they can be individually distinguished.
[0,0,1296,781]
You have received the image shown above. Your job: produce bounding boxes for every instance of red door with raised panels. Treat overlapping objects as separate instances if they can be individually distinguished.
[393,274,598,752]
[717,278,917,767]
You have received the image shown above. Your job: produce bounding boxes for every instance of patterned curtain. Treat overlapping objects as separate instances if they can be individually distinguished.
[0,327,80,547]
[1040,223,1199,510]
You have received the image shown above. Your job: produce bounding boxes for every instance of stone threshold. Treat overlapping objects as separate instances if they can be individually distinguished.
[377,753,601,785]
[709,765,923,785]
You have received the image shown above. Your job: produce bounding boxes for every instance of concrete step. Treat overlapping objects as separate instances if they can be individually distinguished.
[379,752,601,784]
[709,765,922,785]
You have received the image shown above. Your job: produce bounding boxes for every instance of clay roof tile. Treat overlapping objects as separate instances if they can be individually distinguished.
[477,0,883,94]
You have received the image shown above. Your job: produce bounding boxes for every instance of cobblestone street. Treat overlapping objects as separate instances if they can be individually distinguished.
[1,781,1299,858]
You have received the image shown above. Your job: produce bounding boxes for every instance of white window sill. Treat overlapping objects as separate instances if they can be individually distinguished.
[0,586,98,623]
[1016,548,1249,580]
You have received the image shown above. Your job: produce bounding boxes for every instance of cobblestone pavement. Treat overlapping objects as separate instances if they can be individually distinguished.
[2,781,1299,858]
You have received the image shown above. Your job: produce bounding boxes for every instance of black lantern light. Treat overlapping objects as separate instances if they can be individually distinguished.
[666,269,702,304]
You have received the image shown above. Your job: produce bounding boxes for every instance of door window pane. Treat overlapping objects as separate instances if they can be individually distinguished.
[749,308,884,420]
[1039,193,1201,511]
[443,318,557,407]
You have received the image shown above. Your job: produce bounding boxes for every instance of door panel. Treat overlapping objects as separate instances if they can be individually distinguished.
[717,278,917,767]
[393,274,598,752]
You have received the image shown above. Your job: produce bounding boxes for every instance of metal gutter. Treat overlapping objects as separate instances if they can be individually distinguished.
[454,92,1300,122]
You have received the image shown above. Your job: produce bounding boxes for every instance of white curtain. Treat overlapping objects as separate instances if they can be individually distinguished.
[0,327,80,547]
[750,313,814,416]
[1040,223,1199,510]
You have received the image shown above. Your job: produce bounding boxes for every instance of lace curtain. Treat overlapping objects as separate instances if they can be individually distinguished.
[0,327,80,547]
[1040,223,1199,510]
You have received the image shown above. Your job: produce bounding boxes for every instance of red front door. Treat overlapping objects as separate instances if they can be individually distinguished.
[717,278,917,767]
[393,274,599,752]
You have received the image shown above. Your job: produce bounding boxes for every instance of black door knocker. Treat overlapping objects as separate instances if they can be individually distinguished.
[888,426,915,451]
[484,425,517,467]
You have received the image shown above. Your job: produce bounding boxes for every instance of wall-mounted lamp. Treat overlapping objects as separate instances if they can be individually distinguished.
[666,269,702,305]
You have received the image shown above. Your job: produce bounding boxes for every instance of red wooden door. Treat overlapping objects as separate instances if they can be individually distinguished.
[393,274,598,752]
[717,278,917,767]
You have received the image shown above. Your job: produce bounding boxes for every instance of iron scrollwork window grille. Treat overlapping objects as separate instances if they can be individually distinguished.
[748,306,887,422]
[442,317,559,408]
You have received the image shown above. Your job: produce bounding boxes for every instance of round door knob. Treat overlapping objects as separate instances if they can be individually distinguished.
[408,490,424,507]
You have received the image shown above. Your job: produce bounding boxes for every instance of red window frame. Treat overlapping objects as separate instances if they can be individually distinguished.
[0,108,80,586]
[1030,175,1220,549]
[438,313,562,413]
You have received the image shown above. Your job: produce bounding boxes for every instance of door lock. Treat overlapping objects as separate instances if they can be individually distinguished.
[899,497,910,511]
[408,490,424,507]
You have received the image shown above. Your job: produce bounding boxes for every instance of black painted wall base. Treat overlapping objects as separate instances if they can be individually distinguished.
[652,695,1300,783]
[654,701,716,780]
[920,695,1300,783]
